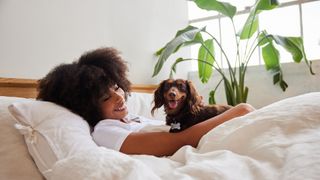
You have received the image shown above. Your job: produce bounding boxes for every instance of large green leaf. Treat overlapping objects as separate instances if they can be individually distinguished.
[193,0,236,19]
[259,32,279,70]
[239,11,259,39]
[273,35,315,74]
[239,0,279,39]
[152,26,204,77]
[258,31,272,46]
[261,41,280,70]
[259,32,291,91]
[256,0,279,10]
[155,26,204,56]
[272,70,288,91]
[198,39,214,83]
[175,25,202,37]
[272,36,303,63]
[259,30,314,91]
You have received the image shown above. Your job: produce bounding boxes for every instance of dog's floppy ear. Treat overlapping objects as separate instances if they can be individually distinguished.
[151,80,166,116]
[186,80,202,114]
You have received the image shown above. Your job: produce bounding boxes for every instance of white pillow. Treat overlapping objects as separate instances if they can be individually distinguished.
[7,92,165,179]
[127,92,165,121]
[8,100,98,179]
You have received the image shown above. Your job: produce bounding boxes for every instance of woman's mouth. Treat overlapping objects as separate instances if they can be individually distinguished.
[115,104,127,111]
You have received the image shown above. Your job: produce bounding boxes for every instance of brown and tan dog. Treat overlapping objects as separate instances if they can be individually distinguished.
[151,79,232,132]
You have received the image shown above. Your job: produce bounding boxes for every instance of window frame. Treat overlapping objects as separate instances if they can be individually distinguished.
[188,0,319,67]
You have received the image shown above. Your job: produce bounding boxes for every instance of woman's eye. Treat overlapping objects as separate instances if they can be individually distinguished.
[114,84,120,90]
[101,94,111,102]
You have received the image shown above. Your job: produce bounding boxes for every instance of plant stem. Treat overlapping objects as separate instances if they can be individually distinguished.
[214,78,224,92]
[204,31,236,82]
[231,19,241,70]
[244,33,260,65]
[243,5,259,68]
[203,31,230,69]
[244,32,269,72]
[203,30,240,105]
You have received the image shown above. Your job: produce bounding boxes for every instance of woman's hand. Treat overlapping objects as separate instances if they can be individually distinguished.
[180,103,255,148]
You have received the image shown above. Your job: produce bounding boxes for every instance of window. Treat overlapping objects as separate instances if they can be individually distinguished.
[188,0,320,70]
[302,1,320,60]
[260,5,300,63]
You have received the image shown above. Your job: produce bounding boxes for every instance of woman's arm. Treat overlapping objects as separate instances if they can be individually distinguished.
[120,103,255,156]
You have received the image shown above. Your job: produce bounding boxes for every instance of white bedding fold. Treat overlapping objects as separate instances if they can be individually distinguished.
[50,93,320,180]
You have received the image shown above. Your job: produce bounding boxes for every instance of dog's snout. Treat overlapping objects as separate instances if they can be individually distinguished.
[169,92,176,98]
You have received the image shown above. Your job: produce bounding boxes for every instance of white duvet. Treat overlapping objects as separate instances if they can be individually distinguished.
[50,93,320,180]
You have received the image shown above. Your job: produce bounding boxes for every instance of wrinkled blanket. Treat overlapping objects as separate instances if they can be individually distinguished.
[50,93,320,180]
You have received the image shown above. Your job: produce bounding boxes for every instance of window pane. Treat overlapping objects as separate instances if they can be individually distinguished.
[221,13,260,68]
[279,0,296,3]
[260,5,300,63]
[220,16,238,67]
[302,1,320,60]
[187,0,318,68]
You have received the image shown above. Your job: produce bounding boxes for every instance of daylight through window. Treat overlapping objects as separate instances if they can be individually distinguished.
[188,0,320,70]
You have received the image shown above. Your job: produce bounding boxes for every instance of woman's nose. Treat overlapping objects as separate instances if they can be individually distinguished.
[114,91,125,101]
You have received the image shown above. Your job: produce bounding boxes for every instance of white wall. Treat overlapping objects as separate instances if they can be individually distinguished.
[0,0,190,84]
[189,60,320,108]
[2,0,318,107]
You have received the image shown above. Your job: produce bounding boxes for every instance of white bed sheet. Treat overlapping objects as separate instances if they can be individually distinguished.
[49,92,320,180]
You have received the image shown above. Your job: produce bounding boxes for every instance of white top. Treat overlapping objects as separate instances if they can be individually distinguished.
[92,114,165,151]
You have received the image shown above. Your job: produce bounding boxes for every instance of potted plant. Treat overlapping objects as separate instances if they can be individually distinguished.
[152,0,315,106]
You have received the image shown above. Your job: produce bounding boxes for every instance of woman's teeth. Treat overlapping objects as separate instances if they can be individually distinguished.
[115,105,126,111]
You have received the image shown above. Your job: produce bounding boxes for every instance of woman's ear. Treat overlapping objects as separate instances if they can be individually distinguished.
[151,80,165,116]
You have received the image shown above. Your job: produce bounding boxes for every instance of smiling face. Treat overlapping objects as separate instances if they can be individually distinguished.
[162,79,188,115]
[100,84,128,120]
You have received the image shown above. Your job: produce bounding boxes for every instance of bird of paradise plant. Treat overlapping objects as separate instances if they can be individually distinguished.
[152,0,314,106]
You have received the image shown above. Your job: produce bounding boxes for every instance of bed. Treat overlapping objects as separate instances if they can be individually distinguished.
[1,77,320,180]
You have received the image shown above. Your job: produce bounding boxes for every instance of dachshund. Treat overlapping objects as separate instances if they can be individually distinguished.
[151,79,232,132]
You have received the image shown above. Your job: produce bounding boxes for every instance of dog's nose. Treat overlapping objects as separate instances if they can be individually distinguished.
[169,92,176,98]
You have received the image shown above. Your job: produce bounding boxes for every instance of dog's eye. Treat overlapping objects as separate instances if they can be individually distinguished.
[163,83,172,91]
[177,84,187,91]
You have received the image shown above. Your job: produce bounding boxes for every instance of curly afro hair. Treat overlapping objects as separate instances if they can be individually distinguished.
[37,47,131,128]
[78,47,131,96]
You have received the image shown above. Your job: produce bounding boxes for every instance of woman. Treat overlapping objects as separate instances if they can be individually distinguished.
[37,47,255,157]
